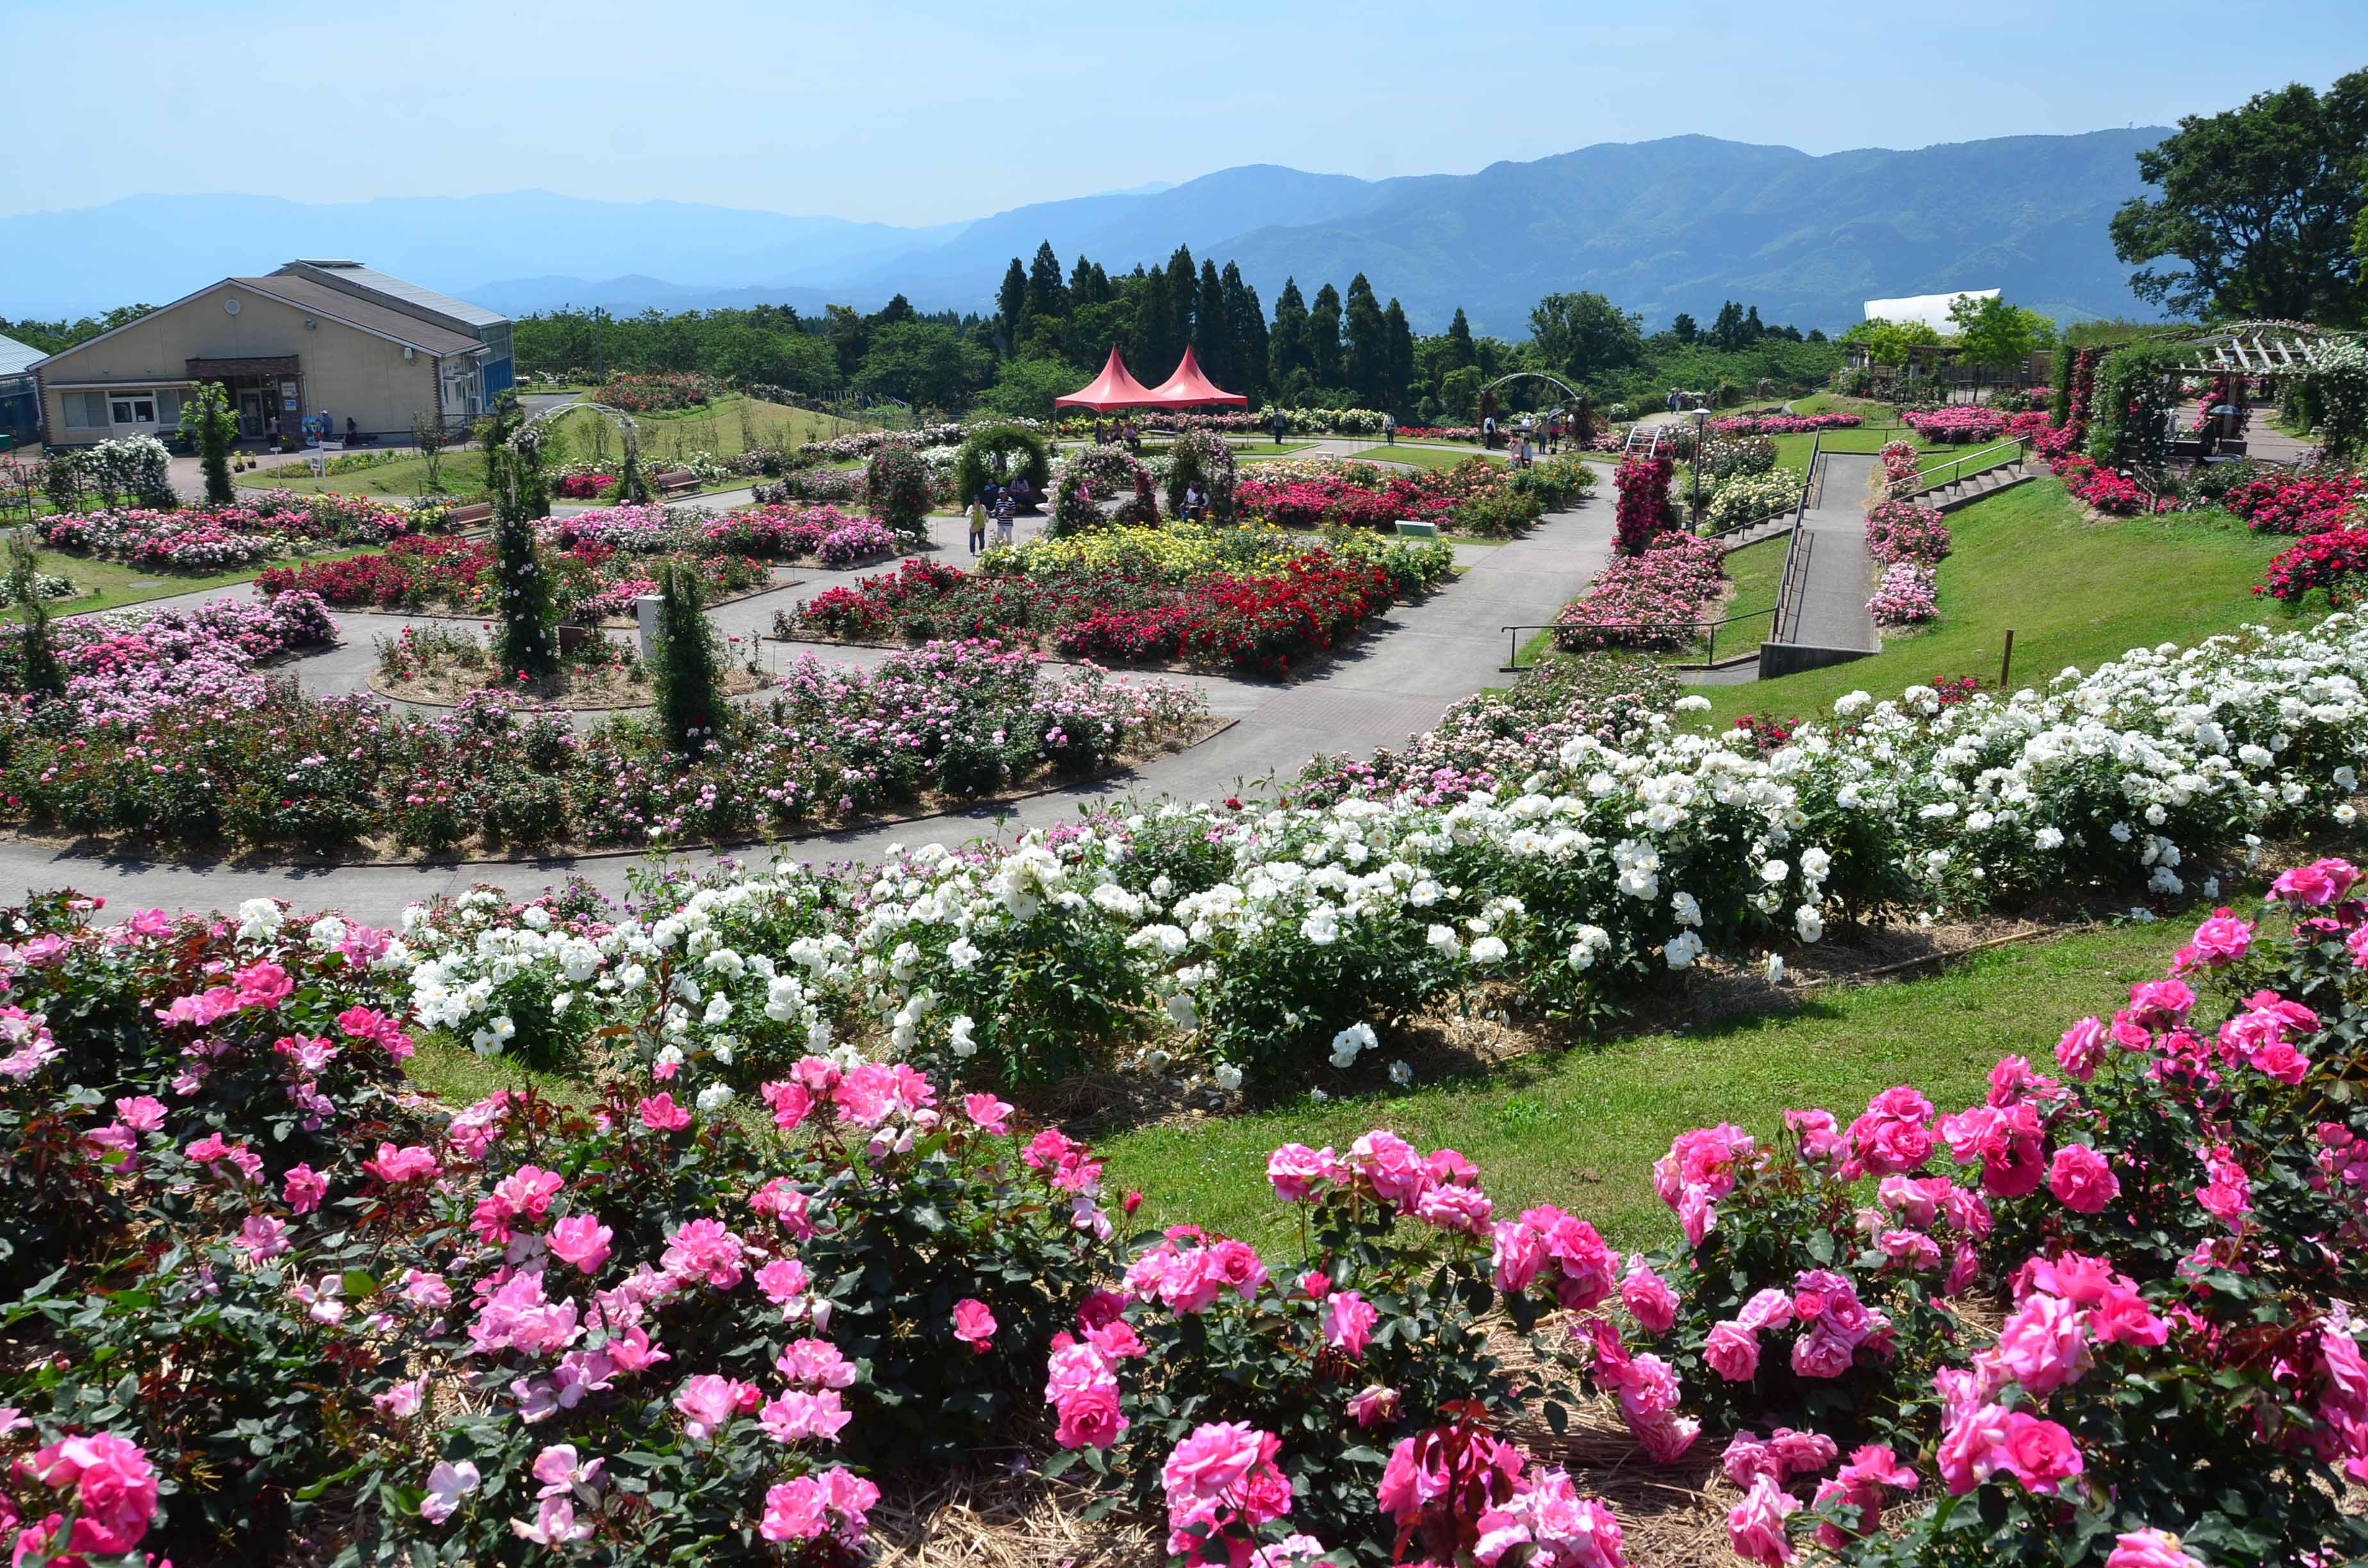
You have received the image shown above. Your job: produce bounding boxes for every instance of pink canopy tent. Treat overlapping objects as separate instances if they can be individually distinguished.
[1147,345,1248,408]
[1054,346,1163,411]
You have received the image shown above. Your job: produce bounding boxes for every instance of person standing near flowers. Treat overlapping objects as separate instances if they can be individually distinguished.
[1271,406,1287,447]
[968,494,988,555]
[993,485,1016,546]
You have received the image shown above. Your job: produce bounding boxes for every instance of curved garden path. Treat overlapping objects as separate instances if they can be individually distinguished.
[13,464,1613,924]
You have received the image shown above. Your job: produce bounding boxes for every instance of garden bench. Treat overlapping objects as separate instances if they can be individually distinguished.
[654,470,702,499]
[1394,518,1440,540]
[443,502,493,528]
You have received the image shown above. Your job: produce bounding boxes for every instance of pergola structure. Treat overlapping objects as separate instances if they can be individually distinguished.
[2175,320,2357,376]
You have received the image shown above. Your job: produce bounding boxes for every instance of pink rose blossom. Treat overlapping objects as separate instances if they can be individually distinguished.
[2048,1144,2121,1213]
[1726,1474,1798,1567]
[953,1297,998,1351]
[548,1215,614,1275]
[1704,1322,1760,1382]
[963,1093,1015,1133]
[1320,1289,1378,1360]
[2103,1529,2207,1568]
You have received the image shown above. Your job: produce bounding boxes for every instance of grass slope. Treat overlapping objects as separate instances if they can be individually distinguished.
[238,396,868,502]
[1696,478,2297,728]
[9,542,378,622]
[1096,911,2217,1255]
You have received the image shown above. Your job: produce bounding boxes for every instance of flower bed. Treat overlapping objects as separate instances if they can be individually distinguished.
[2052,455,2167,517]
[0,638,1207,856]
[700,504,898,566]
[1706,413,1864,437]
[37,492,438,573]
[1866,561,1938,625]
[1552,532,1726,651]
[8,591,340,727]
[594,370,718,412]
[1902,405,2006,444]
[1236,454,1590,538]
[1862,500,1951,568]
[789,527,1453,677]
[2217,470,2364,534]
[554,473,615,498]
[2256,526,2368,605]
[386,612,2368,1099]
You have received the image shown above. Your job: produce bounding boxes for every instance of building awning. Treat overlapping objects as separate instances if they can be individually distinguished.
[187,355,300,379]
[1055,346,1164,411]
[1147,346,1247,407]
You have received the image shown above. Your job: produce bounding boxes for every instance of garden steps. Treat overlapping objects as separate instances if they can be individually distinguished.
[1755,451,1882,676]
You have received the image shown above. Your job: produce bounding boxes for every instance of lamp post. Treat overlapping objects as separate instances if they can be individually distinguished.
[1688,406,1710,530]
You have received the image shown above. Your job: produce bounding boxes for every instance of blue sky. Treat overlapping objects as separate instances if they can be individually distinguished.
[3,1,2360,224]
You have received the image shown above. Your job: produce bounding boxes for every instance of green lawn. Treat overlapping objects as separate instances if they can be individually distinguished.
[1098,909,2217,1254]
[10,541,379,621]
[1353,443,1495,472]
[1226,441,1315,458]
[239,396,871,502]
[1694,478,2299,728]
[1695,532,1786,664]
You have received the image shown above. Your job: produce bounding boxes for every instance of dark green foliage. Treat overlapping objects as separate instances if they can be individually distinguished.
[2109,69,2367,324]
[950,422,1052,508]
[8,538,63,703]
[865,441,933,540]
[184,380,240,505]
[489,450,559,678]
[650,560,724,753]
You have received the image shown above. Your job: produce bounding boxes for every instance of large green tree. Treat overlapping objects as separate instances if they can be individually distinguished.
[1527,291,1645,383]
[1382,298,1415,411]
[1342,275,1388,404]
[1222,263,1267,403]
[1947,293,2056,370]
[1194,258,1231,387]
[2110,70,2368,324]
[1308,283,1344,388]
[1025,242,1069,324]
[855,320,989,411]
[1443,307,1476,371]
[1269,278,1311,392]
[996,259,1028,341]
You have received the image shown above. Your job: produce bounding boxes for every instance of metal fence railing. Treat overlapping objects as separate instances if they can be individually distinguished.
[1499,603,1780,674]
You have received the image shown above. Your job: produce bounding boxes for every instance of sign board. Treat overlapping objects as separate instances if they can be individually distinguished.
[1394,519,1440,540]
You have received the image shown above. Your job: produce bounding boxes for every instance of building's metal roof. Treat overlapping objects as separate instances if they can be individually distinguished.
[231,276,485,355]
[0,332,42,377]
[274,261,507,330]
[1864,289,1998,334]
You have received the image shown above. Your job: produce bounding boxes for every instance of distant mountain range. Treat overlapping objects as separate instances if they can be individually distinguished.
[0,131,2170,336]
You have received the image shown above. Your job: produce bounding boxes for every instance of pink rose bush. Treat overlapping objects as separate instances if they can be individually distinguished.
[1593,874,2368,1567]
[0,890,1131,1565]
[1041,1127,1635,1563]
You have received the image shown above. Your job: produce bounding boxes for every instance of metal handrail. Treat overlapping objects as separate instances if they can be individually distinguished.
[1906,436,2028,495]
[1699,430,1821,544]
[1771,527,1814,645]
[1499,604,1779,673]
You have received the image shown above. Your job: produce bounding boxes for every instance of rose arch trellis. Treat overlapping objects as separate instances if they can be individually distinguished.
[505,399,648,503]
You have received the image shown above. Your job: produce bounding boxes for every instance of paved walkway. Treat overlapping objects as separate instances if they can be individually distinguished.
[1772,451,1879,653]
[9,499,1615,922]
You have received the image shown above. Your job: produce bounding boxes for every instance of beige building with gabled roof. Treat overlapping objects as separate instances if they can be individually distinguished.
[31,262,511,448]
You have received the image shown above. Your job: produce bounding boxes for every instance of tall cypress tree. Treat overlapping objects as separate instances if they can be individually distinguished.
[1194,258,1230,386]
[1136,265,1178,377]
[1308,282,1344,388]
[1224,264,1268,402]
[1162,246,1197,377]
[1026,241,1069,322]
[1268,277,1311,389]
[1068,253,1100,306]
[1342,275,1386,405]
[996,259,1028,340]
[1445,307,1476,371]
[1382,298,1415,411]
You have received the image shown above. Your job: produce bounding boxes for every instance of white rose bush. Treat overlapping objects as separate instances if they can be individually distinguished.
[402,616,2368,1097]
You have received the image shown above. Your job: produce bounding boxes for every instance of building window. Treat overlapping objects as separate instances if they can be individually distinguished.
[61,391,108,430]
[108,391,158,425]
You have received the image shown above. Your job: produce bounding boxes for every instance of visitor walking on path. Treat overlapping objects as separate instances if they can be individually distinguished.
[1271,408,1287,446]
[1383,411,1395,445]
[968,496,988,556]
[992,487,1016,546]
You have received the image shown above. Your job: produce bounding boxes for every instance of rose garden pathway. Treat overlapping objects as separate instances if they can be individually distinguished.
[6,500,1616,923]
